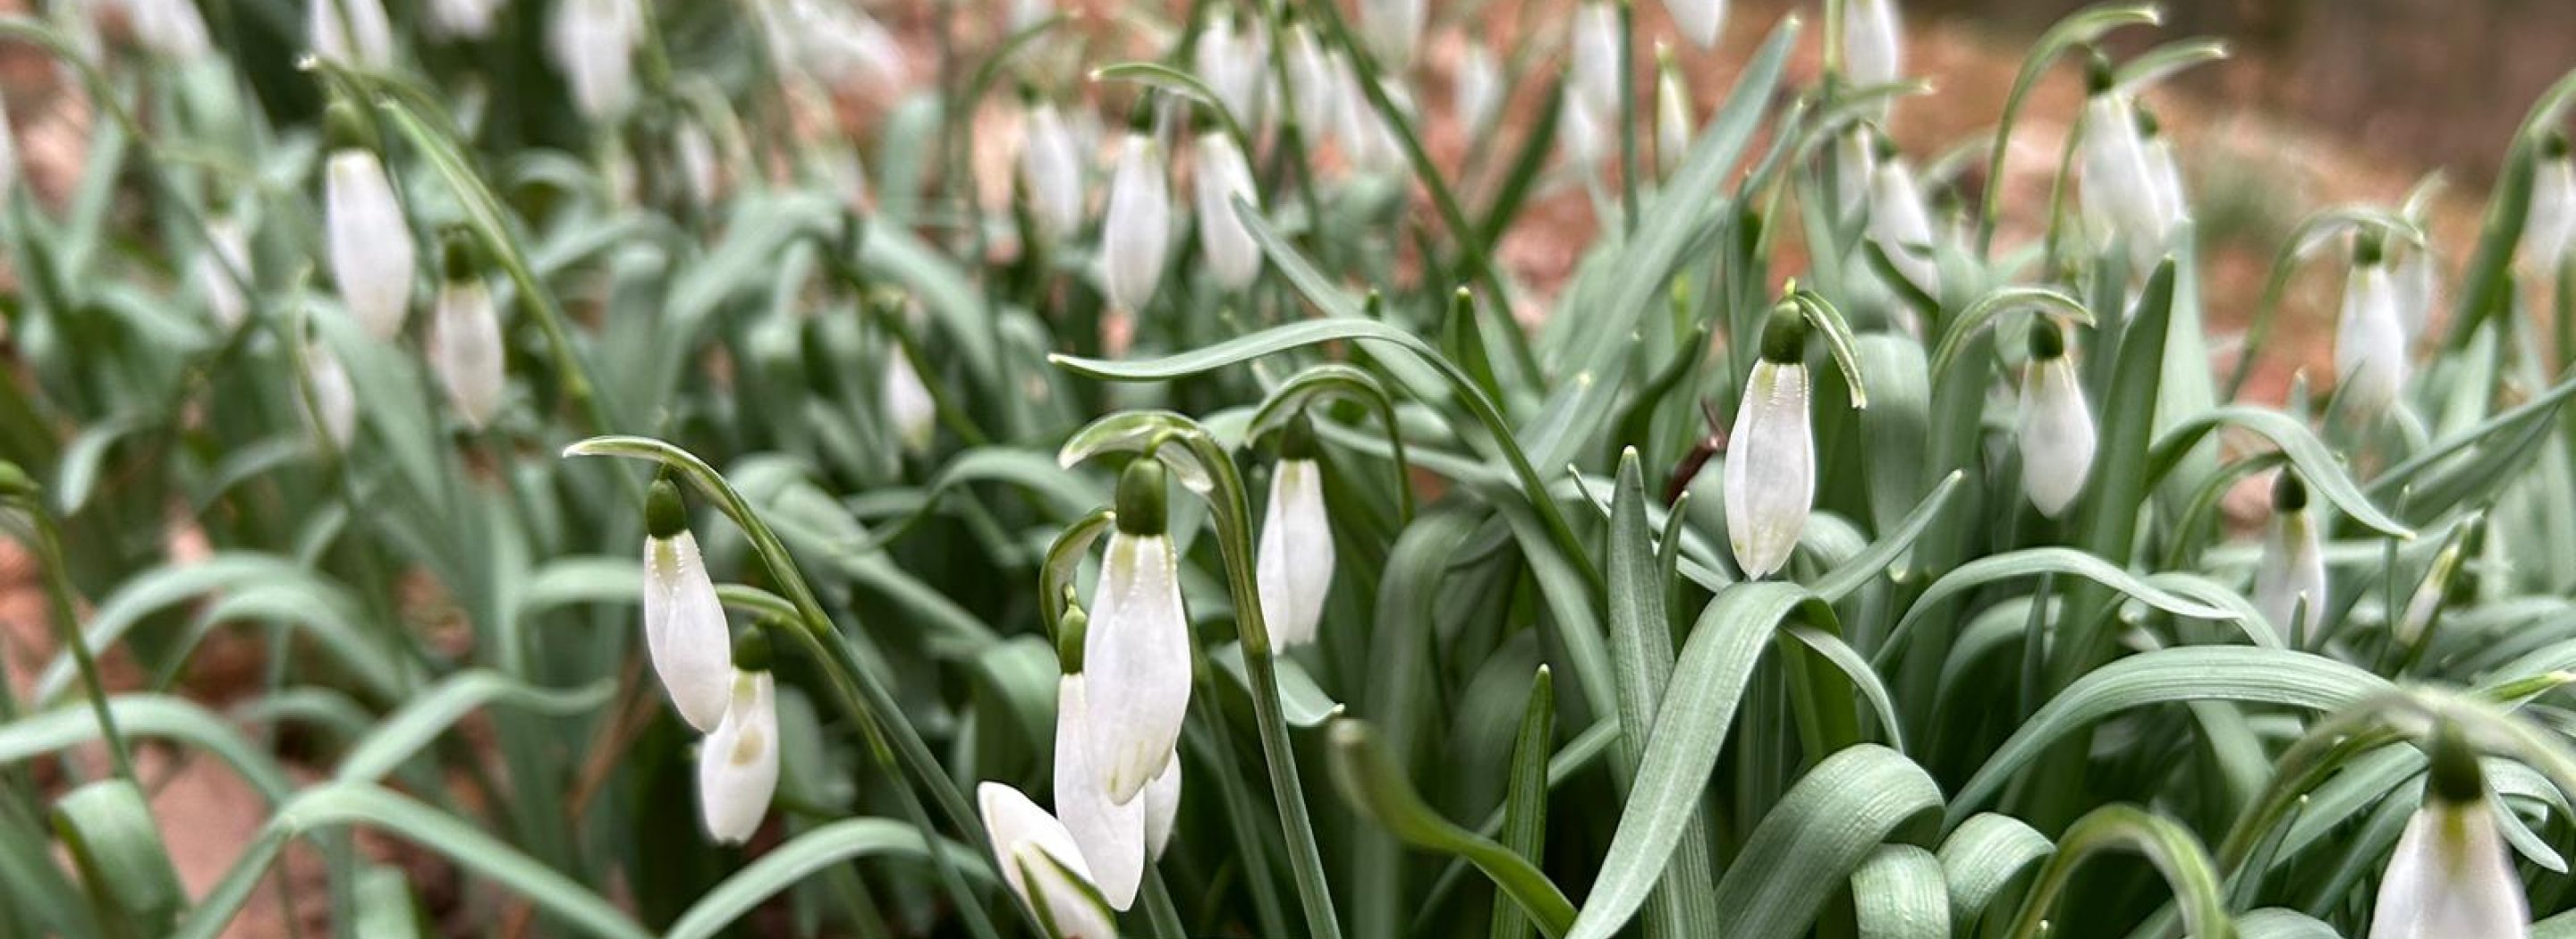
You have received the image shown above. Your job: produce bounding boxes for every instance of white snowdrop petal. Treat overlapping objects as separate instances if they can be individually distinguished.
[1843,0,1904,89]
[1192,131,1265,290]
[1867,158,1940,296]
[1665,0,1726,48]
[2017,358,2096,517]
[1833,131,1877,222]
[131,0,213,59]
[645,532,735,732]
[309,0,395,66]
[1724,361,1813,579]
[1562,94,1607,169]
[979,782,1119,939]
[431,279,506,428]
[1455,45,1503,137]
[2254,510,2327,639]
[699,672,779,844]
[1053,676,1144,909]
[1360,0,1426,70]
[1101,133,1173,313]
[2521,158,2576,270]
[1257,460,1335,648]
[1656,63,1691,178]
[1083,534,1193,805]
[2369,800,2530,939]
[1021,104,1087,240]
[1143,751,1182,860]
[301,343,359,449]
[2395,247,2441,343]
[325,151,416,341]
[1288,27,1341,148]
[426,0,503,38]
[2079,94,2165,261]
[549,0,640,120]
[884,352,936,453]
[195,217,251,330]
[2335,263,2410,421]
[1571,3,1621,115]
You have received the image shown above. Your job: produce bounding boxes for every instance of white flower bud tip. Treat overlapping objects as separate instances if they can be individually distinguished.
[1100,131,1173,314]
[2016,328,2095,518]
[2254,473,2328,639]
[549,0,641,121]
[325,150,416,341]
[1192,130,1265,291]
[979,782,1119,939]
[1083,531,1193,805]
[1020,100,1088,241]
[1256,454,1335,648]
[884,351,936,453]
[2335,248,2410,421]
[309,0,394,67]
[1843,0,1904,89]
[430,277,506,429]
[301,343,359,449]
[644,503,734,732]
[699,670,779,844]
[1724,335,1813,579]
[1665,0,1726,48]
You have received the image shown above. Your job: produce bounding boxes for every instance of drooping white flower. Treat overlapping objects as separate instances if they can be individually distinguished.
[1570,1,1621,116]
[1192,128,1264,290]
[1655,47,1691,178]
[1867,148,1940,296]
[1666,0,1725,48]
[193,216,251,330]
[1454,43,1504,138]
[548,0,641,122]
[1724,309,1815,579]
[978,782,1119,939]
[1256,424,1335,648]
[125,0,212,60]
[2254,472,2328,639]
[1019,95,1087,241]
[2519,135,2574,274]
[429,243,505,429]
[1843,0,1904,89]
[1085,461,1194,804]
[644,480,734,732]
[2138,110,2191,235]
[2369,726,2529,939]
[1337,63,1407,175]
[1100,128,1173,313]
[2394,242,2441,344]
[1143,751,1182,860]
[1360,0,1426,71]
[309,0,394,67]
[770,0,907,97]
[2077,84,2170,266]
[323,136,416,341]
[425,0,504,38]
[1286,23,1342,146]
[0,92,18,208]
[1561,92,1607,169]
[1008,0,1052,34]
[301,342,358,449]
[884,350,936,453]
[2336,239,2410,421]
[677,121,721,208]
[1832,127,1878,222]
[699,667,779,844]
[2017,321,2095,518]
[1053,673,1144,909]
[1194,13,1270,131]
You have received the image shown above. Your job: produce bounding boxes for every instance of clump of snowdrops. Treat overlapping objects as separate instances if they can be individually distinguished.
[3,0,2576,936]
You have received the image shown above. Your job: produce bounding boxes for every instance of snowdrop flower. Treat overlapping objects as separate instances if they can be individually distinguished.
[1052,651,1144,909]
[1009,0,1051,34]
[2369,723,2529,939]
[2336,235,2410,422]
[300,341,358,449]
[1192,123,1264,290]
[1724,307,1814,579]
[192,215,251,330]
[1360,0,1426,71]
[699,642,778,845]
[1257,418,1335,648]
[2396,520,2479,647]
[1867,140,1940,296]
[549,0,641,122]
[125,0,212,60]
[2254,472,2328,640]
[323,107,416,342]
[643,479,734,732]
[1454,43,1504,138]
[884,349,936,453]
[978,782,1119,939]
[1018,90,1087,241]
[1286,21,1342,146]
[1143,752,1182,860]
[1194,13,1269,131]
[309,0,394,67]
[2017,320,2095,517]
[1084,460,1194,804]
[775,0,907,97]
[2137,108,2190,235]
[0,93,17,208]
[1571,1,1620,115]
[429,235,506,429]
[676,120,721,208]
[1843,0,1903,89]
[2394,241,2442,344]
[425,0,504,38]
[2520,132,2574,274]
[1561,91,1608,169]
[1099,114,1173,313]
[1655,47,1691,177]
[1337,64,1407,175]
[1832,127,1878,222]
[1666,0,1724,48]
[2076,63,2170,266]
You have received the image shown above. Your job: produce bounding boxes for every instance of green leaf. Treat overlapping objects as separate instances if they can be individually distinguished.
[1852,845,1952,939]
[1491,666,1558,939]
[1997,805,2233,939]
[665,818,996,939]
[1327,720,1577,938]
[0,695,293,801]
[1713,745,1944,939]
[335,671,614,783]
[1874,546,2240,670]
[1603,451,1719,938]
[2147,406,2411,537]
[52,780,185,938]
[1937,814,2055,932]
[1212,642,1343,728]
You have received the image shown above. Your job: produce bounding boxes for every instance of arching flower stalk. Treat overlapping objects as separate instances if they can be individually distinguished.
[643,479,734,732]
[699,632,779,845]
[1083,460,1193,804]
[429,233,506,429]
[1191,119,1264,291]
[1256,417,1335,649]
[309,0,394,67]
[2017,319,2096,518]
[2368,722,2530,939]
[322,105,416,342]
[979,782,1118,939]
[549,0,642,122]
[1655,46,1692,178]
[1018,87,1087,242]
[1724,306,1815,579]
[2254,471,2328,642]
[1051,605,1144,910]
[2336,233,2410,422]
[1099,107,1172,314]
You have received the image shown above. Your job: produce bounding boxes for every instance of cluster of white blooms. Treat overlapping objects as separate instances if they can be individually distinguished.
[639,480,778,845]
